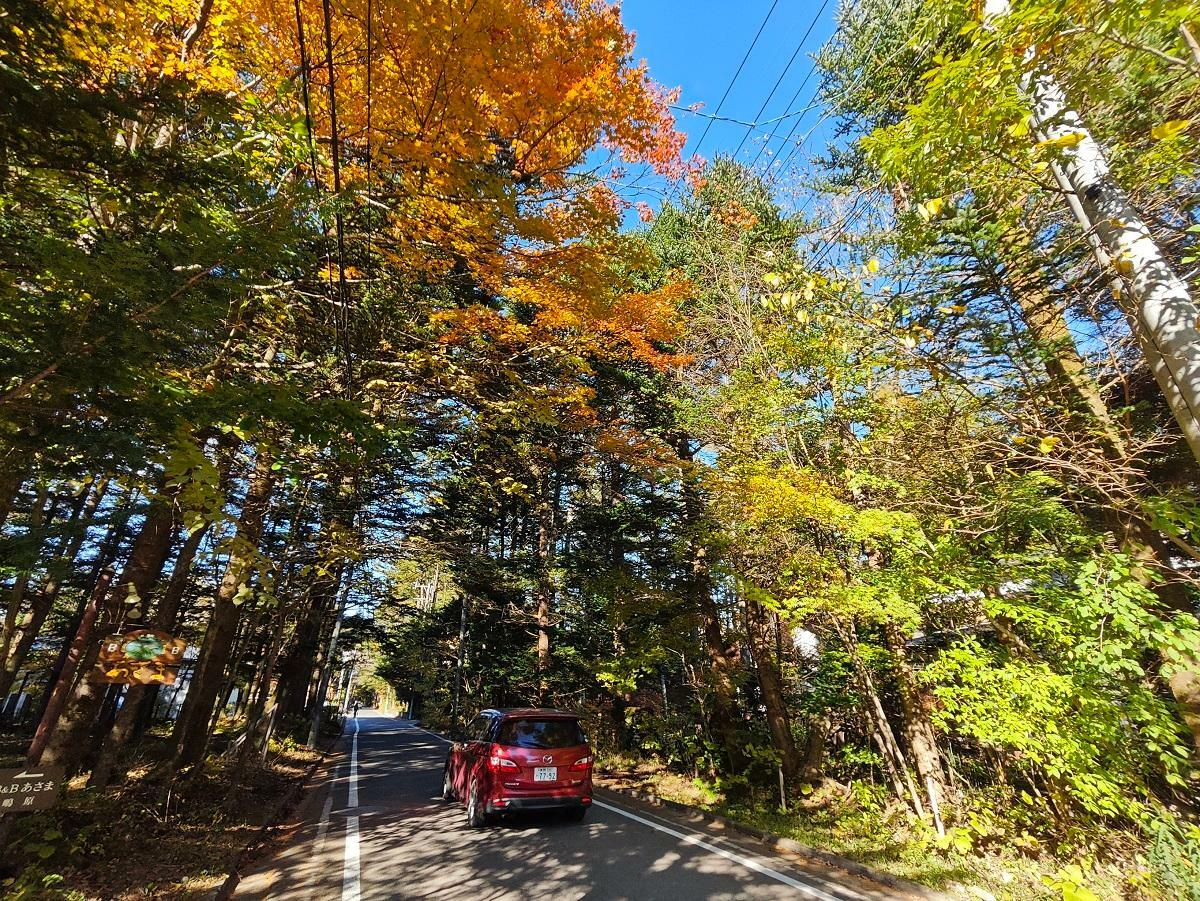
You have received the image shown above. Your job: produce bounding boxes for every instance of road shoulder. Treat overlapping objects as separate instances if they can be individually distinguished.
[592,783,947,901]
[223,732,347,900]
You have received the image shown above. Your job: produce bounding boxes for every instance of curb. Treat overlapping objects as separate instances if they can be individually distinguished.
[594,780,948,901]
[210,730,342,900]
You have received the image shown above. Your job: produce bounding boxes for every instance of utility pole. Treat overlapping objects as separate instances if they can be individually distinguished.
[985,0,1200,461]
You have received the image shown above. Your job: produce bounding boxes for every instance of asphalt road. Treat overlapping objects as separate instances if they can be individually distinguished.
[234,712,913,901]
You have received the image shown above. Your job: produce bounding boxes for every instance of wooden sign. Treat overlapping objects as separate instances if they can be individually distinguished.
[0,766,65,812]
[91,630,187,685]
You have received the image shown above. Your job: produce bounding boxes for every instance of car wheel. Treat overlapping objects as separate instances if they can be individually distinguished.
[565,806,587,823]
[442,766,456,801]
[466,779,490,828]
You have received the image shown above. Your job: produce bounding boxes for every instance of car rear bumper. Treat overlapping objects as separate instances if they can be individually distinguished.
[487,793,591,813]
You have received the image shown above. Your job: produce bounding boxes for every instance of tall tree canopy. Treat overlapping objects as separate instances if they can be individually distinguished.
[2,2,1199,899]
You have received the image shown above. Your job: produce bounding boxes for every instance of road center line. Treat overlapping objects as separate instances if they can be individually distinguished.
[342,815,361,901]
[592,800,846,901]
[348,716,360,808]
[342,717,361,901]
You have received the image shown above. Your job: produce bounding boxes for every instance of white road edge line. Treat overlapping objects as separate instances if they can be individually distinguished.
[300,783,336,900]
[413,723,452,744]
[342,716,361,901]
[342,816,361,901]
[593,800,847,901]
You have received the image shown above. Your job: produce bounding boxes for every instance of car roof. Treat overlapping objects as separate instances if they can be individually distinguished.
[478,707,578,720]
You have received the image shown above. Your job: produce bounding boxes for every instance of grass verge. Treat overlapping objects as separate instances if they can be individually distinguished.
[595,756,1143,901]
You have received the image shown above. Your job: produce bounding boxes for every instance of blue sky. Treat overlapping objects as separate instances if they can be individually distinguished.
[614,0,841,211]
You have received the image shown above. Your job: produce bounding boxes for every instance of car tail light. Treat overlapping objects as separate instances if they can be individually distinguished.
[487,747,520,774]
[569,755,593,772]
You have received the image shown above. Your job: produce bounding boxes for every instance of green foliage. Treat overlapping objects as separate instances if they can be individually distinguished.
[6,2,1200,898]
[919,551,1195,826]
[1042,864,1103,901]
[1144,815,1200,901]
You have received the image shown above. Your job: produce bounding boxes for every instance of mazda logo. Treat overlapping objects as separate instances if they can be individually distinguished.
[543,755,553,763]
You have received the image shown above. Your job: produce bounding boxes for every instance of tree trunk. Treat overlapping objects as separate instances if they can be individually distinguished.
[835,619,928,819]
[39,488,179,773]
[172,448,274,772]
[998,228,1126,458]
[239,607,296,765]
[0,452,27,530]
[677,437,745,772]
[535,512,552,704]
[276,594,326,720]
[0,480,106,699]
[885,621,949,832]
[276,560,340,720]
[140,522,208,713]
[986,0,1200,461]
[208,605,262,736]
[0,483,53,674]
[89,526,217,790]
[159,524,209,627]
[307,567,350,748]
[799,713,830,785]
[30,486,137,729]
[995,223,1200,753]
[27,569,113,764]
[531,464,559,706]
[744,591,799,785]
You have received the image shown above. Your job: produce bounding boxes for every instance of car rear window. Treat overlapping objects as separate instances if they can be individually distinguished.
[495,718,585,749]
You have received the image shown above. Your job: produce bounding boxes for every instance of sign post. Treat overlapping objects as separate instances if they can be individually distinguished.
[90,629,187,685]
[0,766,65,813]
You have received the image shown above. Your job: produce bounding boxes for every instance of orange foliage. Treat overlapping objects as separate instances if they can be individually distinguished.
[58,0,689,374]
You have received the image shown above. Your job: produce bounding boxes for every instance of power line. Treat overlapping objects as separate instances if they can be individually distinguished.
[647,0,783,232]
[773,19,933,179]
[690,0,782,160]
[775,30,934,282]
[671,99,831,133]
[733,0,833,160]
[807,196,872,270]
[747,65,820,170]
[754,0,907,173]
[768,0,916,179]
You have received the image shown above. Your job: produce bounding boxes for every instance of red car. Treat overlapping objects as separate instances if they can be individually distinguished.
[442,708,593,827]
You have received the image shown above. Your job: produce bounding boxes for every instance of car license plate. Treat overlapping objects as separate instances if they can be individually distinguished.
[534,766,557,782]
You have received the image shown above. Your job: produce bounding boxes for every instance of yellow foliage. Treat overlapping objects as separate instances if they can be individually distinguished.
[1036,131,1087,150]
[916,197,946,221]
[1151,119,1191,141]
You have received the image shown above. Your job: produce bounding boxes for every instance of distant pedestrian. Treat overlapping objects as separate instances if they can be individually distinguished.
[352,700,362,717]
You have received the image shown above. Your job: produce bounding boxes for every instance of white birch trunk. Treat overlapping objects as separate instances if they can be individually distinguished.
[986,0,1200,461]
